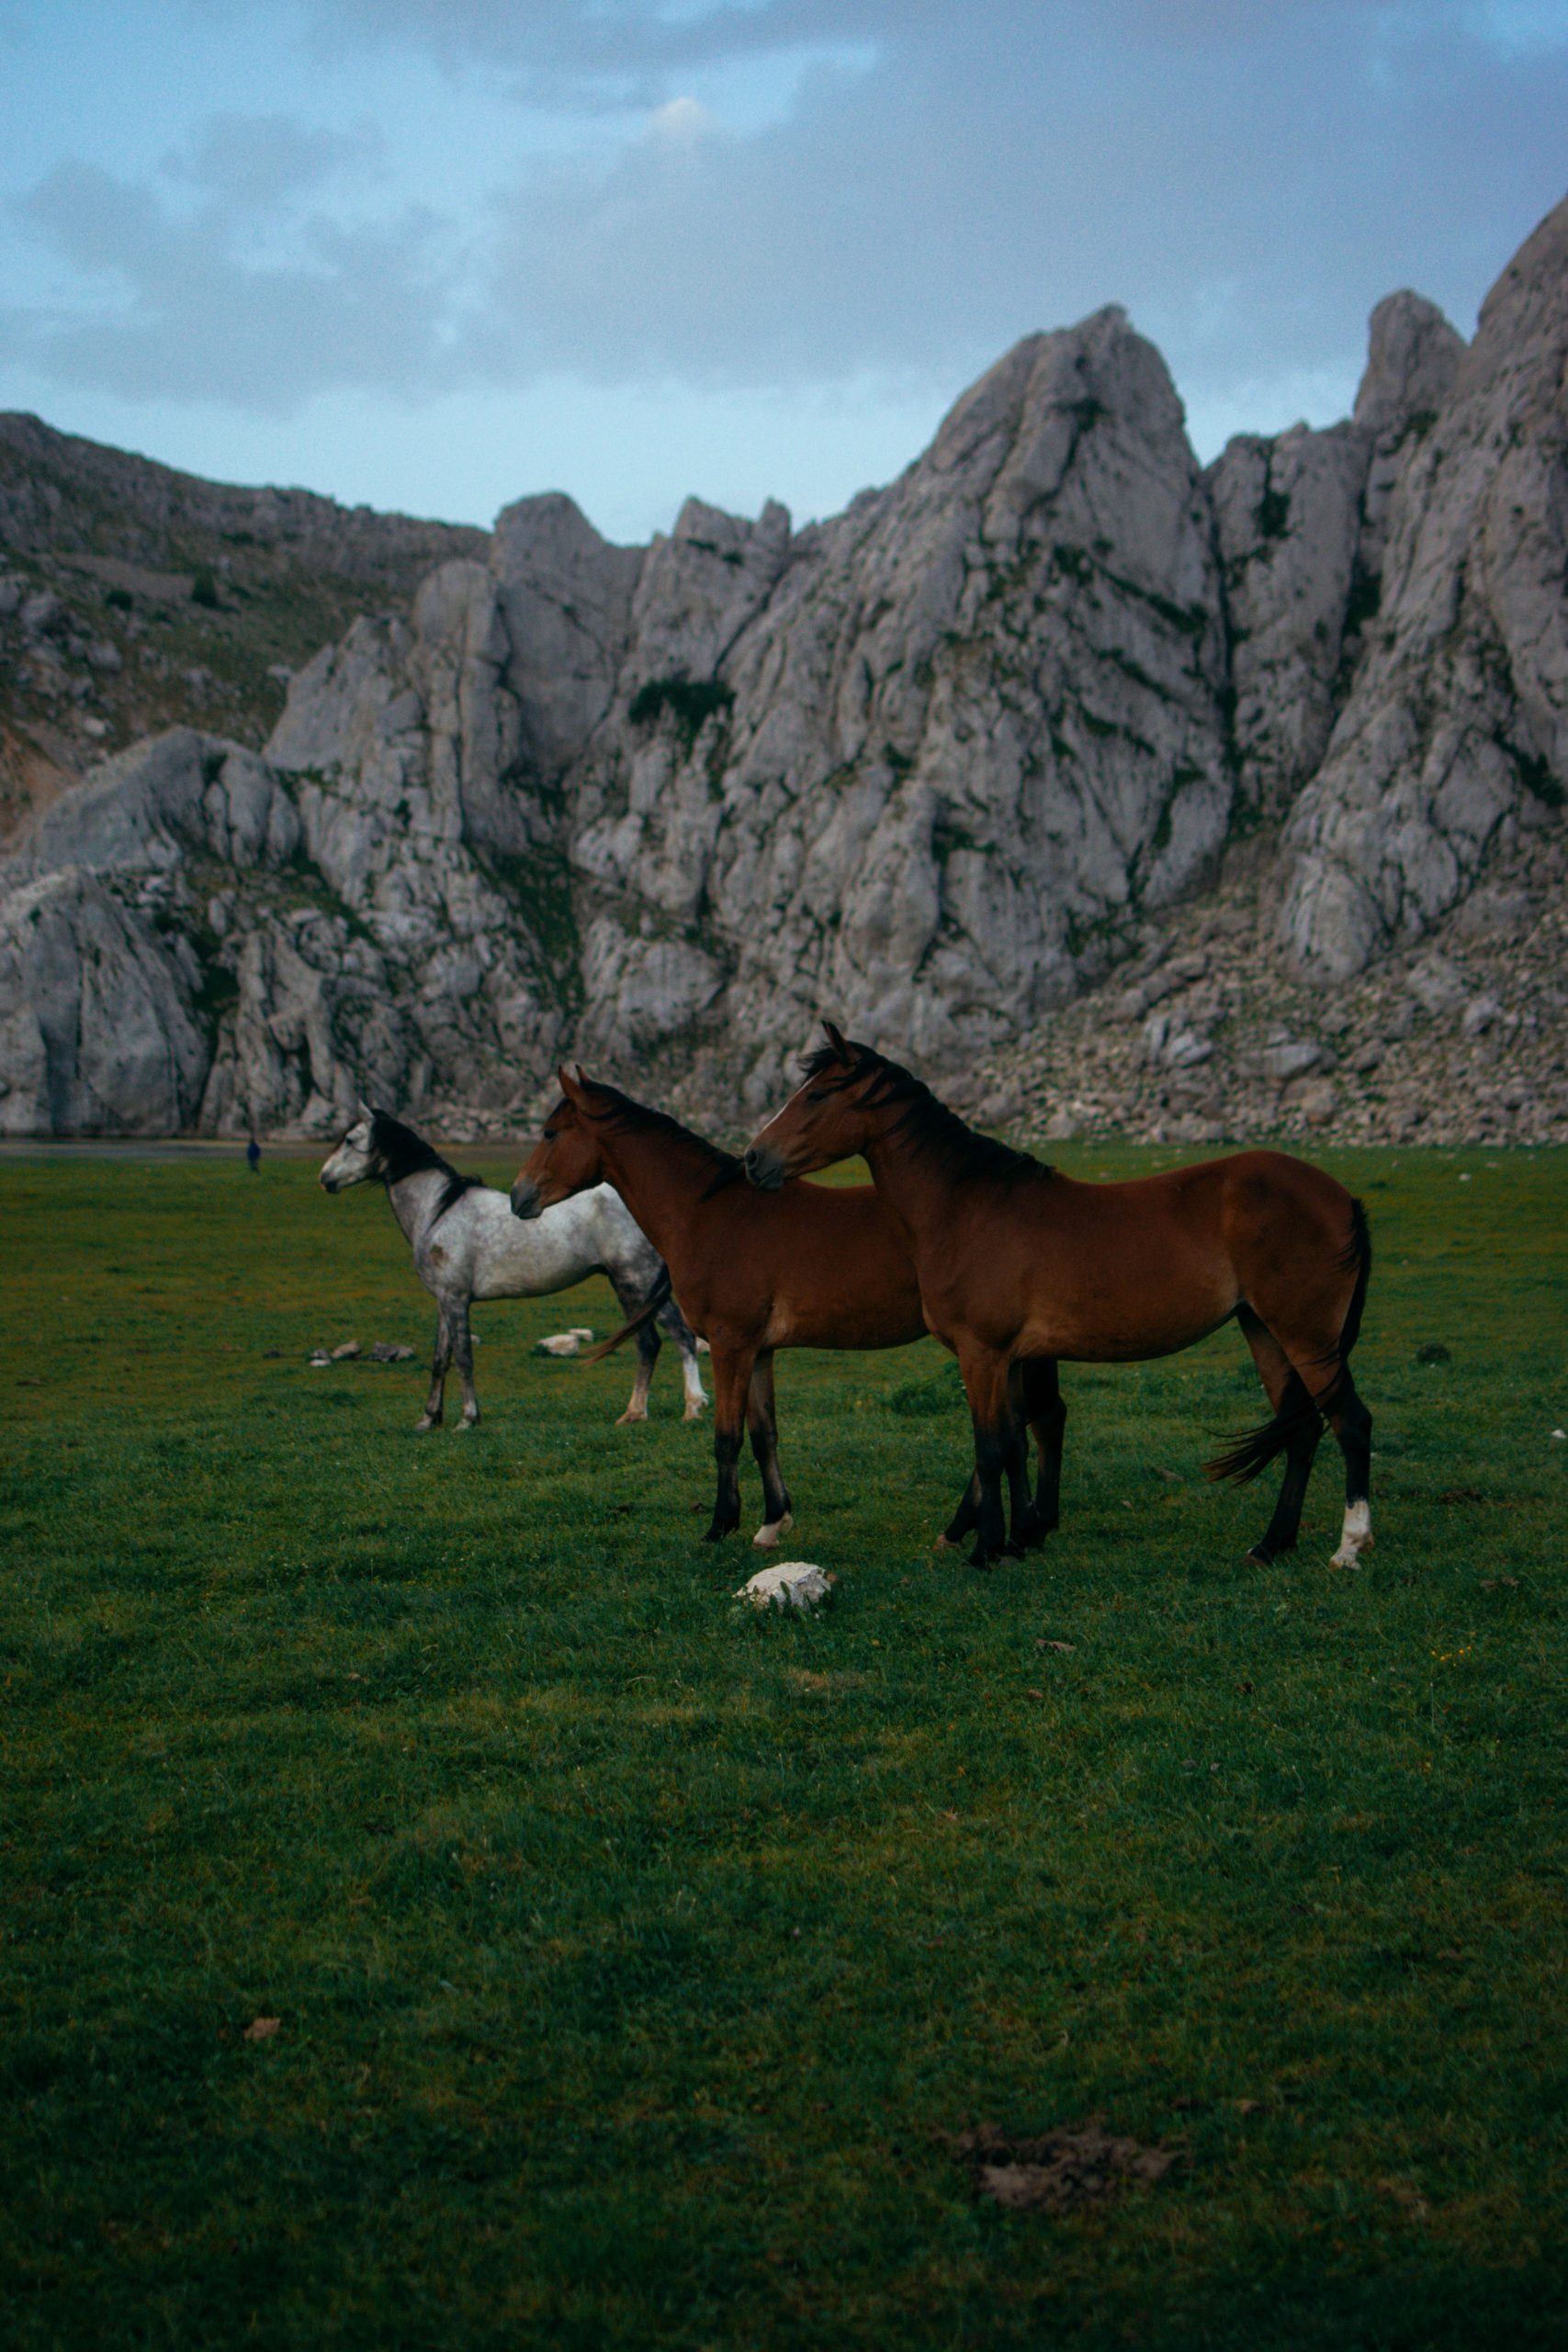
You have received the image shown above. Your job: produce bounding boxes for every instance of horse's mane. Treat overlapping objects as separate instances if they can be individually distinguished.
[369,1111,484,1220]
[800,1042,1053,1190]
[574,1079,742,1194]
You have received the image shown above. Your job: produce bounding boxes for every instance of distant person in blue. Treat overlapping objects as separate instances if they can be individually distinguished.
[245,1135,261,1174]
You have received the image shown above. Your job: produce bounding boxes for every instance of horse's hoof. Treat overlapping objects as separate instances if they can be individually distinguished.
[752,1511,794,1551]
[965,1546,994,1571]
[1245,1544,1273,1567]
[414,1416,438,1433]
[615,1408,649,1427]
[703,1524,738,1545]
[933,1532,959,1553]
[683,1404,708,1421]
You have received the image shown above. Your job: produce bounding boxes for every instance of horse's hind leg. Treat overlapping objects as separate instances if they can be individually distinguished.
[609,1276,658,1425]
[1249,1306,1373,1568]
[747,1353,795,1550]
[656,1295,709,1420]
[1235,1306,1321,1565]
[1324,1370,1373,1569]
[416,1309,451,1431]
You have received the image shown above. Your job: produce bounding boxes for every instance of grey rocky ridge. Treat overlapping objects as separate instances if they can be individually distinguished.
[1,197,1564,1145]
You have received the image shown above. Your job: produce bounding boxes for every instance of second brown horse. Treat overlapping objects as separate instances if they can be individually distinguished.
[511,1073,1064,1548]
[746,1025,1374,1573]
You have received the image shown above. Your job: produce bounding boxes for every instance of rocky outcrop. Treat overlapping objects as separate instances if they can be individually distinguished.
[1280,207,1568,977]
[0,865,209,1134]
[0,716,562,1136]
[0,198,1563,1138]
[569,308,1233,1103]
[1206,292,1466,816]
[0,410,484,821]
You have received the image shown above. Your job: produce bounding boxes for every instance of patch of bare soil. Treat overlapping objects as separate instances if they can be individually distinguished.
[951,2119,1180,2215]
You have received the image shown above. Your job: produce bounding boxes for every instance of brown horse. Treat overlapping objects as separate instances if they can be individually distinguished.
[745,1025,1373,1574]
[508,1072,924,1545]
[511,1073,1067,1548]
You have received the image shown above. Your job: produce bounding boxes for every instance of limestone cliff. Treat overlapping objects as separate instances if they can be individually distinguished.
[1,197,1563,1142]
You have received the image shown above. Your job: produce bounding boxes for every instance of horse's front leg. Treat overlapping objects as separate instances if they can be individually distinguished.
[1011,1357,1064,1549]
[448,1298,480,1429]
[415,1308,451,1431]
[958,1345,1017,1570]
[935,1473,980,1552]
[704,1345,753,1543]
[747,1353,794,1549]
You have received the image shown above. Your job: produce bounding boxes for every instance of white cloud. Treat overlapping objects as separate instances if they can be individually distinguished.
[649,95,716,142]
[4,1,1567,450]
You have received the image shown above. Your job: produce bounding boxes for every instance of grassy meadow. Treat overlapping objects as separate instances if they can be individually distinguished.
[1,1138,1564,2349]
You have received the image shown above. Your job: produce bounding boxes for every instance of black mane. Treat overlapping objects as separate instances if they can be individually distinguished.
[368,1111,485,1220]
[801,1041,1053,1190]
[574,1079,742,1190]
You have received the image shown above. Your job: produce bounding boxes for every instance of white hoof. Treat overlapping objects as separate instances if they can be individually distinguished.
[1329,1498,1372,1569]
[456,1416,479,1432]
[752,1511,795,1551]
[414,1415,438,1432]
[615,1407,649,1426]
[683,1396,710,1420]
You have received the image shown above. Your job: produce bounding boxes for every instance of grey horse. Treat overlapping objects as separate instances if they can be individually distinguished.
[319,1108,706,1430]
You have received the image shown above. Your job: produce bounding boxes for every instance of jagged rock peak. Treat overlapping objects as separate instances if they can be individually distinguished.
[490,491,643,784]
[1353,290,1465,438]
[628,495,793,687]
[1467,188,1568,376]
[1279,190,1568,978]
[927,307,1187,514]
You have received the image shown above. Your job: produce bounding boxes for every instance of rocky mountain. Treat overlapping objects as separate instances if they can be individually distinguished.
[2,197,1564,1145]
[0,413,483,839]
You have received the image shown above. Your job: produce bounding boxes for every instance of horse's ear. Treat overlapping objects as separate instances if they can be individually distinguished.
[356,1097,374,1123]
[822,1020,852,1066]
[558,1066,587,1106]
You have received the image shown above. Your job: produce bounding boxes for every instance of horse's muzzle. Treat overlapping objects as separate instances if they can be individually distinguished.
[510,1176,543,1221]
[743,1145,786,1193]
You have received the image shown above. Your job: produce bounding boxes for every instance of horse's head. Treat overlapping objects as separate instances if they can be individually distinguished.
[510,1070,604,1220]
[319,1102,386,1193]
[744,1022,887,1190]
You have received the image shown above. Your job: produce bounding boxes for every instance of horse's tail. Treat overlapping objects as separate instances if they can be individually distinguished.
[582,1265,672,1364]
[1336,1195,1372,1362]
[1204,1381,1318,1486]
[1205,1194,1371,1486]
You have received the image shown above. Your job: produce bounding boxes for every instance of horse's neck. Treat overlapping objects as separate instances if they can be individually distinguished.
[385,1167,451,1248]
[594,1126,727,1264]
[862,1117,957,1250]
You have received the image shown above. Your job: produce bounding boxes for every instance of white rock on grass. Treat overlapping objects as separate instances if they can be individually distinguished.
[536,1328,595,1356]
[735,1562,835,1611]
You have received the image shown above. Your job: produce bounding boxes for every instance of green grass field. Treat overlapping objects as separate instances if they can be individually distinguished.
[2,1141,1564,2349]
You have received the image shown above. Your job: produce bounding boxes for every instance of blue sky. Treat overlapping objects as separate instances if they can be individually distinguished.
[2,1,1566,542]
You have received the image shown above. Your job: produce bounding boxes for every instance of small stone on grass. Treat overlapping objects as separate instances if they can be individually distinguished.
[735,1562,834,1611]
